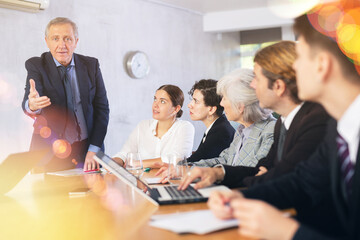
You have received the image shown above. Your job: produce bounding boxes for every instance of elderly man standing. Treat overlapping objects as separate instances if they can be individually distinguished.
[22,17,109,172]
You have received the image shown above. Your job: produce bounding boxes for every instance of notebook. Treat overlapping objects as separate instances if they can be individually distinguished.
[93,151,231,205]
[0,150,49,195]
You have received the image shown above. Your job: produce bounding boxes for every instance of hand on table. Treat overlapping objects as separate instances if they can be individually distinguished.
[207,190,243,219]
[83,151,99,171]
[230,198,299,240]
[178,166,224,190]
[154,164,171,183]
[112,157,125,167]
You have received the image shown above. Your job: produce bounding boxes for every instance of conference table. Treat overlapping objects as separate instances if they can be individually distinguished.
[0,169,254,240]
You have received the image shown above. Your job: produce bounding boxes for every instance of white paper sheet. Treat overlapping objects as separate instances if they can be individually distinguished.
[144,177,162,185]
[46,168,103,177]
[149,209,238,235]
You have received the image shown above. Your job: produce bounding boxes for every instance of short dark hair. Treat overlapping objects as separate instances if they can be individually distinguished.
[254,41,301,104]
[188,79,224,117]
[157,85,184,118]
[293,14,360,83]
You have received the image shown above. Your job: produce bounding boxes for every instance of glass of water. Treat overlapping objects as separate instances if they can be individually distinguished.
[125,152,143,178]
[162,153,188,181]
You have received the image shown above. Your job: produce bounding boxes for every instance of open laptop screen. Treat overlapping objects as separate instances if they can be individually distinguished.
[94,151,151,197]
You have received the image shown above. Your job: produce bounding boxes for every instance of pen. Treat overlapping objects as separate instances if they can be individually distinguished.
[144,167,151,172]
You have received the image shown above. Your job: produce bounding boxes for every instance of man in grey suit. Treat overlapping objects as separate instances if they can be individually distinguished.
[22,17,109,172]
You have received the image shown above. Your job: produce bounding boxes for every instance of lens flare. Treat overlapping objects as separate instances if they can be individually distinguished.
[52,139,71,159]
[33,116,48,134]
[0,79,10,98]
[307,3,344,39]
[72,158,78,165]
[40,126,51,139]
[336,8,360,65]
[0,77,17,108]
[306,1,360,72]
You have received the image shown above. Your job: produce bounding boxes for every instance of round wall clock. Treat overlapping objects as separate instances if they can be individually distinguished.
[125,51,150,79]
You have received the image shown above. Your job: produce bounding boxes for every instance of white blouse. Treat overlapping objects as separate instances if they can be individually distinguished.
[113,119,195,161]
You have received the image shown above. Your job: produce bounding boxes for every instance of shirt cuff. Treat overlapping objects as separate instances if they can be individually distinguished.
[213,164,226,183]
[25,99,41,115]
[88,144,101,153]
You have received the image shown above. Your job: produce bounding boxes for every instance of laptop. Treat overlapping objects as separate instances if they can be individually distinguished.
[94,151,230,205]
[0,150,49,195]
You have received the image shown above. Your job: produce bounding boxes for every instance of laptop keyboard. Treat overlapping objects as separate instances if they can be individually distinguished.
[164,185,202,199]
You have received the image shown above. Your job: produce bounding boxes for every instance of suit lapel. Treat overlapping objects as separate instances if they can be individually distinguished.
[281,102,310,154]
[206,115,223,137]
[74,54,90,114]
[44,52,66,101]
[245,120,263,144]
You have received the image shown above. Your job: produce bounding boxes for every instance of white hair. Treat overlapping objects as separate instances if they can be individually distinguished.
[45,17,78,39]
[217,68,272,123]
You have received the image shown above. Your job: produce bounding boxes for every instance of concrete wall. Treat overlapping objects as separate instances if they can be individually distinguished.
[0,0,241,160]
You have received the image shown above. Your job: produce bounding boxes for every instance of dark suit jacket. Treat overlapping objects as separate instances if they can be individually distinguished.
[221,102,329,188]
[243,119,359,239]
[187,115,235,163]
[22,52,109,152]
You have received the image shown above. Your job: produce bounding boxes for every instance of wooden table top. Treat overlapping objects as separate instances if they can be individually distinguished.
[0,170,254,240]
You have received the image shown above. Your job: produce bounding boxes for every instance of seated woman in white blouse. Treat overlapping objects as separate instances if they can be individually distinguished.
[113,84,195,168]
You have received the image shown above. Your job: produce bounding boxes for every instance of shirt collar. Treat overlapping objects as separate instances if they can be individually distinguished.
[151,119,179,136]
[242,124,253,137]
[53,56,75,68]
[281,102,304,130]
[204,117,219,136]
[338,94,360,145]
[151,119,158,136]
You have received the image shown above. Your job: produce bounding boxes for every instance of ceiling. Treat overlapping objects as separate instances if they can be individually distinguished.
[147,0,269,14]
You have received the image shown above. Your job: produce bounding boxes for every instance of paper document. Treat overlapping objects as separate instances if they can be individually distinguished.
[149,209,238,235]
[46,168,103,177]
[144,177,162,185]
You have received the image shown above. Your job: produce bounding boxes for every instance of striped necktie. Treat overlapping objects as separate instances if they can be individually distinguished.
[277,122,287,162]
[202,133,207,143]
[336,134,355,198]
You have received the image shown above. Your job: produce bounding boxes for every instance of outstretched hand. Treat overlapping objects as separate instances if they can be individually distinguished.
[28,79,51,111]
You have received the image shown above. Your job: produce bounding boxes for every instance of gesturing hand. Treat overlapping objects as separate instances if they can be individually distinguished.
[28,79,51,111]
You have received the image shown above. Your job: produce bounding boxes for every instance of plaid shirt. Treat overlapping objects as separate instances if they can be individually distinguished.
[194,115,276,167]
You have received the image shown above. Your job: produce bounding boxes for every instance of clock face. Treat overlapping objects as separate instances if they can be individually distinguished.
[127,51,150,79]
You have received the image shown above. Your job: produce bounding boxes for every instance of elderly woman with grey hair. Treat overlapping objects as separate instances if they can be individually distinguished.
[192,68,276,167]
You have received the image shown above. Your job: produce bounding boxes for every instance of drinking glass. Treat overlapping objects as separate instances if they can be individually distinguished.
[125,152,143,178]
[162,153,188,181]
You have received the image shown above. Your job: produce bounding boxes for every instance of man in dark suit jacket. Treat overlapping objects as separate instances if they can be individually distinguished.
[187,114,234,163]
[22,17,109,172]
[208,11,360,240]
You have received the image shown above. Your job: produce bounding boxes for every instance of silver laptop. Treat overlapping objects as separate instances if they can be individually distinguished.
[94,151,230,205]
